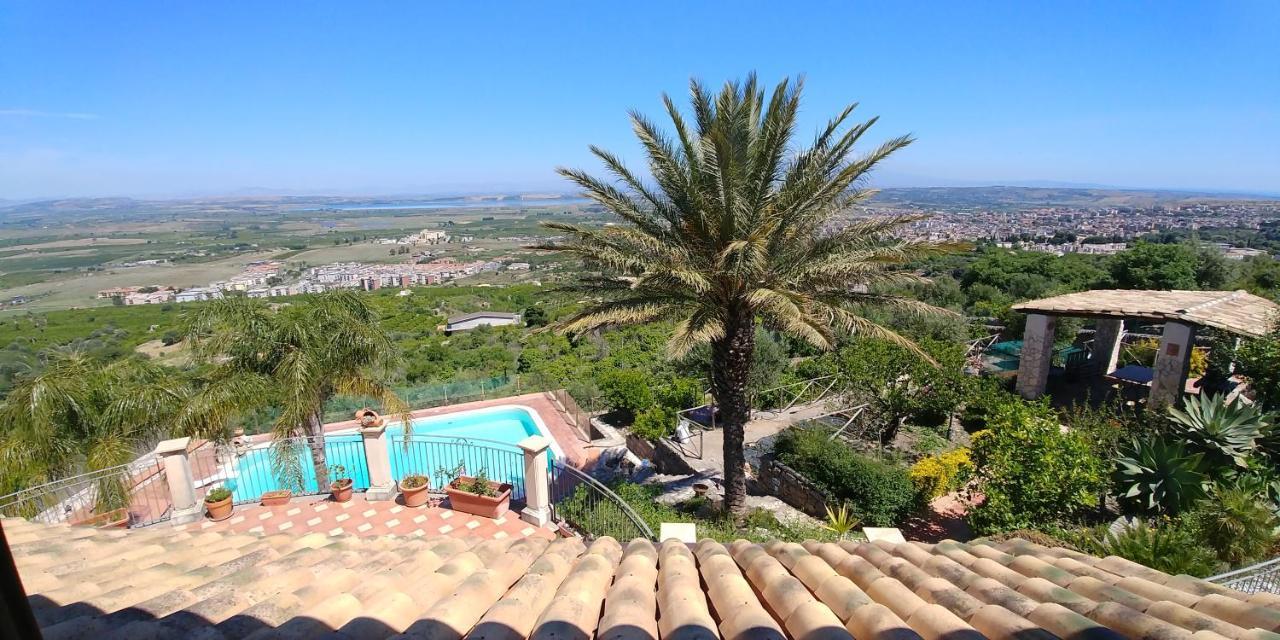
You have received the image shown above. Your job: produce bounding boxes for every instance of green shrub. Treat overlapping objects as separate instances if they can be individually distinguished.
[1113,438,1207,516]
[774,427,917,526]
[968,400,1107,534]
[1076,521,1221,578]
[597,369,654,420]
[657,376,703,411]
[630,406,676,441]
[959,377,1019,432]
[1186,483,1280,567]
[909,448,973,502]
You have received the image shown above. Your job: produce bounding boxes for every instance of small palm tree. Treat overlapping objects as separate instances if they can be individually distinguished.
[186,291,408,487]
[0,354,252,506]
[539,74,954,515]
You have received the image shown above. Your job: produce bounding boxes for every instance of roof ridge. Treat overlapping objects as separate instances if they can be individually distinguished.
[1176,290,1248,315]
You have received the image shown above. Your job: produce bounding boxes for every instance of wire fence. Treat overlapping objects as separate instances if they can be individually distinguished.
[549,462,654,541]
[0,457,172,528]
[1207,557,1280,595]
[390,435,527,499]
[552,388,594,442]
[323,374,523,423]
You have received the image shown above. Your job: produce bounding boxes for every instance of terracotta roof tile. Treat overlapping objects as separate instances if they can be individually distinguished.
[8,518,1280,640]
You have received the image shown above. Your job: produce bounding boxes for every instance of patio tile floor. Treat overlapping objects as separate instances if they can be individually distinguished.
[173,493,557,541]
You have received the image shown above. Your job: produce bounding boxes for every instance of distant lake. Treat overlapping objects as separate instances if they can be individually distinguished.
[323,197,591,212]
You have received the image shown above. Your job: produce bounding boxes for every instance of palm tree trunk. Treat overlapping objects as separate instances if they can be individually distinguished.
[711,309,755,518]
[305,409,329,489]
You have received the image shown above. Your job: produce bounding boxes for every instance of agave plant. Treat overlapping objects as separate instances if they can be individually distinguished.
[1114,438,1207,516]
[1166,393,1269,469]
[823,503,861,540]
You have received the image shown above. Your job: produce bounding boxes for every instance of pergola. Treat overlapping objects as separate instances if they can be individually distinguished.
[1010,289,1279,406]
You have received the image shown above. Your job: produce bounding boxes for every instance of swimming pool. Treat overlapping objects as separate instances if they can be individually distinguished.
[224,405,558,503]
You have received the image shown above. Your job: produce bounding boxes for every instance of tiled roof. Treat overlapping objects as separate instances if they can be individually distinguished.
[7,517,1280,640]
[1011,289,1279,338]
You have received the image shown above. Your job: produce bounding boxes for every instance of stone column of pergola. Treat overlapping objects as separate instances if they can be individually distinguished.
[1150,320,1197,408]
[1015,313,1056,399]
[1011,289,1278,408]
[1091,318,1125,376]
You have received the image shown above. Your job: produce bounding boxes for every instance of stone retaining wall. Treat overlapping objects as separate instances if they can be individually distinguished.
[625,434,697,476]
[756,457,831,519]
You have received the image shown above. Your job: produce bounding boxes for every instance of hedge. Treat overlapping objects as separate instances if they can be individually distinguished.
[773,427,917,526]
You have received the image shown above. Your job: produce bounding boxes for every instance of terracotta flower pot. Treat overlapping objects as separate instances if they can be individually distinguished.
[260,490,292,507]
[330,478,354,503]
[73,508,130,528]
[206,495,233,521]
[355,407,385,428]
[444,477,512,519]
[399,476,431,508]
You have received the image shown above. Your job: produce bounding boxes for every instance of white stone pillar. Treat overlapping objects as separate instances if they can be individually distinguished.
[1092,318,1125,376]
[155,437,200,525]
[1150,321,1197,408]
[518,435,551,527]
[1016,313,1057,399]
[362,424,396,501]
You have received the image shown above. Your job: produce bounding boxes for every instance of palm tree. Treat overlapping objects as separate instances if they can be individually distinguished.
[538,74,954,515]
[0,353,252,506]
[186,290,407,488]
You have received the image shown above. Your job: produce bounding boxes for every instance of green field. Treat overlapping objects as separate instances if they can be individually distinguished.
[0,201,604,313]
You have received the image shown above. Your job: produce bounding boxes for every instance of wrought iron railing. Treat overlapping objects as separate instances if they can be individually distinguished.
[0,457,172,528]
[188,434,371,505]
[390,434,527,499]
[1207,557,1280,595]
[549,463,654,541]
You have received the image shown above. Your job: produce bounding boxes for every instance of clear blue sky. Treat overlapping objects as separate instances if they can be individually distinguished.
[2,1,1277,199]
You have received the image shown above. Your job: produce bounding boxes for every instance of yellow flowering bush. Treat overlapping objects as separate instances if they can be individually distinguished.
[909,447,973,501]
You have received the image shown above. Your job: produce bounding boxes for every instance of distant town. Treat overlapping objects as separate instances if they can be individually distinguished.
[94,227,534,306]
[867,199,1278,257]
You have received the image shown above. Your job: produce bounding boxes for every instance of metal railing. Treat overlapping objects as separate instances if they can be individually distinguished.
[0,457,172,528]
[753,375,838,417]
[549,463,654,541]
[1207,557,1280,595]
[663,417,706,459]
[188,435,370,505]
[390,434,527,499]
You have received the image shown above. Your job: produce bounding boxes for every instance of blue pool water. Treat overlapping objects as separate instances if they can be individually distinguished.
[225,407,546,503]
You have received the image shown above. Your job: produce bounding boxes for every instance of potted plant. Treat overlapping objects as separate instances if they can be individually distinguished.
[330,464,354,503]
[444,468,512,518]
[205,486,233,521]
[261,489,292,506]
[398,474,430,508]
[355,407,384,428]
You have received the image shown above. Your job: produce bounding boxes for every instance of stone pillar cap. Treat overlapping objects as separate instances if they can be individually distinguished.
[155,437,191,456]
[518,435,550,453]
[360,424,388,436]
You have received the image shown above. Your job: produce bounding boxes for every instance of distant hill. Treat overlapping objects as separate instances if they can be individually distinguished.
[2,187,1276,224]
